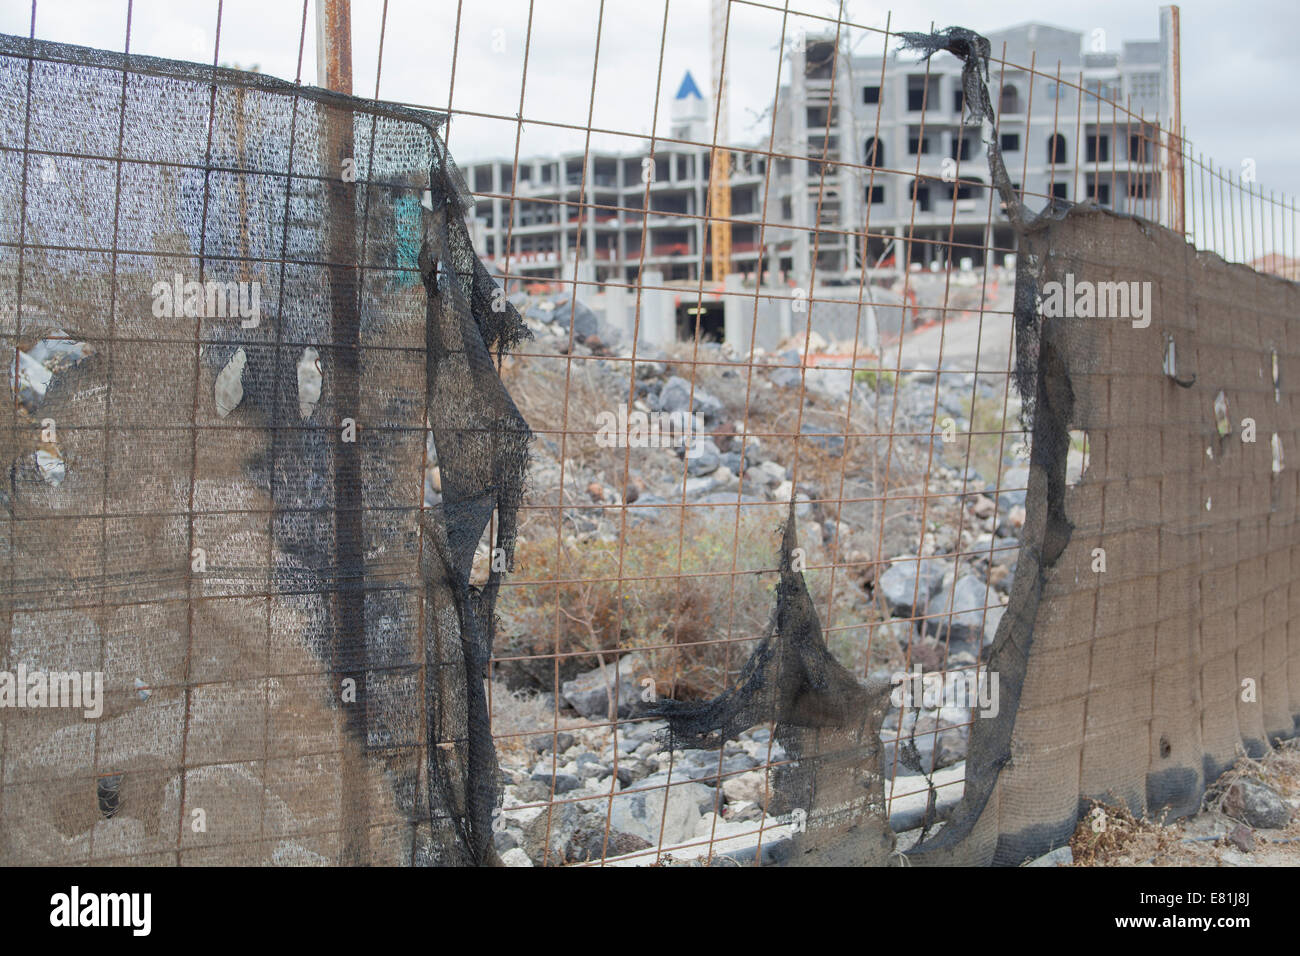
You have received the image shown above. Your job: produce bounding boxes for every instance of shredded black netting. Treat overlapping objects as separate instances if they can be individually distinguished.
[648,505,894,864]
[417,184,532,866]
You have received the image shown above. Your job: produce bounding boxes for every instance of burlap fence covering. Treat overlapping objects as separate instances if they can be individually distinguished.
[912,205,1300,866]
[0,33,534,865]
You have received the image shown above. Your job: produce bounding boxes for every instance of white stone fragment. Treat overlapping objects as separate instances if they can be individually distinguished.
[297,347,322,420]
[214,347,246,418]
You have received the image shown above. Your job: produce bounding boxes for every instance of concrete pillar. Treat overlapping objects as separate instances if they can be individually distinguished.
[637,268,675,347]
[603,280,629,343]
[722,272,749,353]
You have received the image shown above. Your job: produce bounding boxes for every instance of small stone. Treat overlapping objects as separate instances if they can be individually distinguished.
[530,731,575,754]
[566,827,652,863]
[297,346,322,419]
[722,770,770,807]
[723,799,763,823]
[685,438,721,476]
[500,847,533,867]
[214,347,247,418]
[1025,845,1073,867]
[1227,823,1254,853]
[529,763,581,794]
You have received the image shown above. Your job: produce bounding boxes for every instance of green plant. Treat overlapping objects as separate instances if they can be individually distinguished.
[853,368,896,390]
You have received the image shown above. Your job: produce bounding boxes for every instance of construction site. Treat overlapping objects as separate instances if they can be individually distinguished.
[0,0,1297,883]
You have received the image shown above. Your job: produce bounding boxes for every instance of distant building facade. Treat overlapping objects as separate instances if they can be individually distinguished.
[462,18,1176,287]
[771,19,1175,279]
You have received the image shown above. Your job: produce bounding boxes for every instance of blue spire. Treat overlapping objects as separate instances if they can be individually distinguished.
[675,71,703,100]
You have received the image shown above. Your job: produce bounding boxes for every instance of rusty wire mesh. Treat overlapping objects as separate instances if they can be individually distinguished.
[0,0,1295,867]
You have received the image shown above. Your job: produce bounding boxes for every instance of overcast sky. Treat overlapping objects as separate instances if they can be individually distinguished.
[4,0,1297,245]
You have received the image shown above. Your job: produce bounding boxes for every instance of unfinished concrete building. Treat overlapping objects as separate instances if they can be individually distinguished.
[757,20,1173,280]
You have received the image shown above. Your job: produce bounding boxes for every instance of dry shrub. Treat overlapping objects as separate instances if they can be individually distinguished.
[1068,798,1177,866]
[497,509,835,701]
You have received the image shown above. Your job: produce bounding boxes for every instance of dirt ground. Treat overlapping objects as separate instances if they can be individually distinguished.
[1067,739,1300,866]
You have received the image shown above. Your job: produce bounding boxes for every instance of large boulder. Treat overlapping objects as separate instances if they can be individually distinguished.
[608,776,714,846]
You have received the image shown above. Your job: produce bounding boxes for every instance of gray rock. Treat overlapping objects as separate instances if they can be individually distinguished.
[618,719,665,743]
[770,482,813,516]
[697,492,767,513]
[998,465,1029,511]
[566,827,653,863]
[800,422,845,457]
[722,770,771,807]
[521,800,586,864]
[551,297,600,340]
[685,438,721,476]
[724,800,763,823]
[991,538,1019,569]
[530,731,576,754]
[771,366,802,389]
[609,777,712,846]
[1228,823,1254,852]
[803,366,856,400]
[561,653,649,719]
[693,389,724,419]
[628,494,670,524]
[878,557,948,616]
[925,573,994,644]
[679,474,719,497]
[654,376,723,419]
[982,603,1007,647]
[667,749,759,783]
[529,762,581,794]
[1025,845,1073,867]
[1223,779,1292,829]
[501,847,534,867]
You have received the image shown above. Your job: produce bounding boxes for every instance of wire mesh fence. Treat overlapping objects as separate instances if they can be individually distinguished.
[0,0,1295,866]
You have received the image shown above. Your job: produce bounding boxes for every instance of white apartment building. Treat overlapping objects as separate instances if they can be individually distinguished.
[462,15,1177,288]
